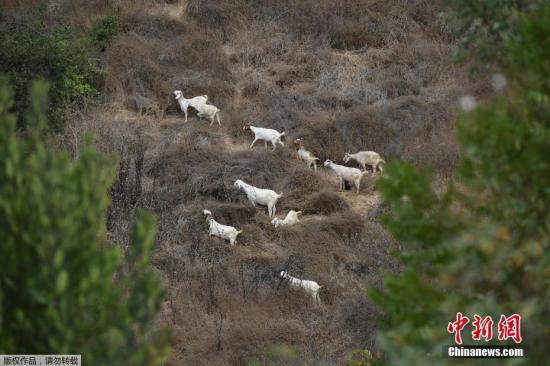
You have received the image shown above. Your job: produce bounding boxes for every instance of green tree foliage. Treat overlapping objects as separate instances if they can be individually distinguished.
[0,17,96,131]
[89,15,123,52]
[370,3,549,365]
[0,78,170,364]
[443,0,543,62]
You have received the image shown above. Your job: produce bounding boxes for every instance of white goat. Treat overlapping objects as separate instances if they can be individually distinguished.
[271,210,302,228]
[203,209,242,246]
[343,151,386,173]
[173,90,208,122]
[234,179,282,218]
[294,138,319,171]
[243,124,285,151]
[196,103,221,126]
[324,160,368,194]
[279,271,322,305]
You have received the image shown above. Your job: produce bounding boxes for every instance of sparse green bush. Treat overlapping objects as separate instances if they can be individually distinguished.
[266,343,299,362]
[90,15,122,51]
[0,78,170,364]
[346,349,376,366]
[443,0,543,65]
[0,20,96,131]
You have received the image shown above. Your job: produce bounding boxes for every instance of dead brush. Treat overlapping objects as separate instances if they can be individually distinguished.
[302,191,351,215]
[280,166,330,193]
[104,11,233,113]
[278,210,364,247]
[380,77,420,98]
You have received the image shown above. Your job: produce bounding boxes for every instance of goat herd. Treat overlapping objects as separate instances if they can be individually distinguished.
[174,90,386,305]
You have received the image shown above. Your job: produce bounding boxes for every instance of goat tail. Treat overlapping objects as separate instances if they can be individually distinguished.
[278,192,283,197]
[279,131,285,137]
[296,211,303,215]
[380,159,386,164]
[361,171,370,177]
[237,229,243,235]
[203,95,208,102]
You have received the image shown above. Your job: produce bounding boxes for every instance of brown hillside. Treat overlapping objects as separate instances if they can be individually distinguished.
[6,0,482,364]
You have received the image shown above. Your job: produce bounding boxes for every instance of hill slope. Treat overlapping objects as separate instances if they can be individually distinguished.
[5,0,481,364]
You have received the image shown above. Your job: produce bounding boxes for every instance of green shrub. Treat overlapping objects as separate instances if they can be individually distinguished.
[346,349,376,366]
[0,78,170,364]
[369,4,549,365]
[0,21,97,131]
[89,15,123,51]
[442,0,543,65]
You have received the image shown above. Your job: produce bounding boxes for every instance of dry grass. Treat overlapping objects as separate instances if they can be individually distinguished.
[19,0,484,363]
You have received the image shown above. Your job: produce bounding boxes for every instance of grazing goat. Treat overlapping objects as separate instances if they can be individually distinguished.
[343,151,386,173]
[324,160,368,194]
[173,90,208,122]
[234,179,282,218]
[243,124,285,151]
[271,210,302,228]
[294,138,319,171]
[203,209,242,246]
[279,271,322,305]
[196,103,221,126]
